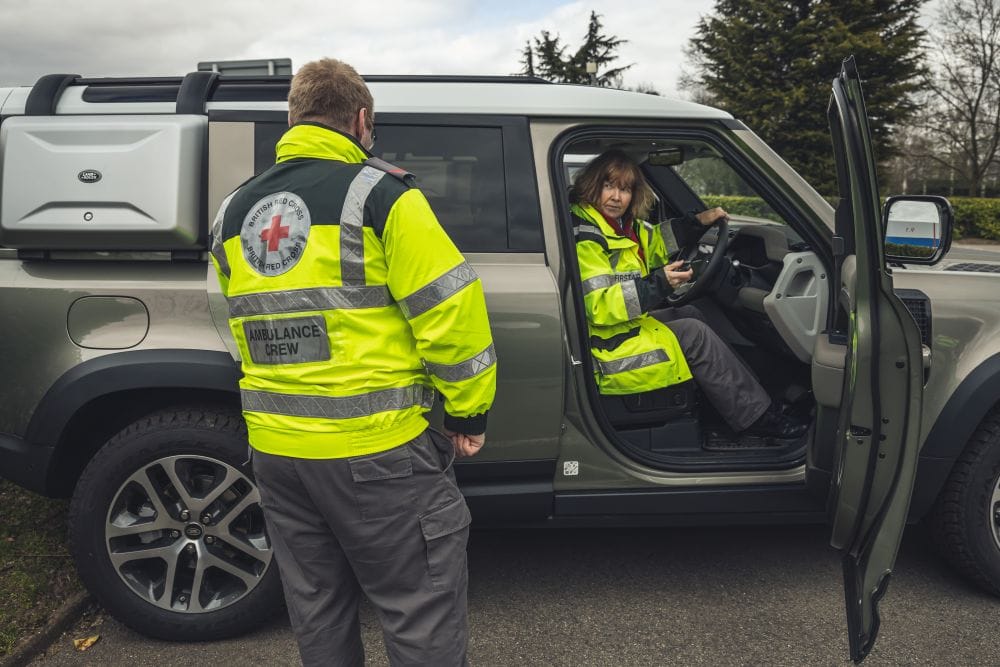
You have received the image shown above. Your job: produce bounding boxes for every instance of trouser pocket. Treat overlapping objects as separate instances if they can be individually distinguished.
[426,428,457,473]
[419,495,472,591]
[349,445,416,520]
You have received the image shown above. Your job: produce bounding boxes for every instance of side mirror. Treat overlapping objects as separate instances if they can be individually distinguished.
[883,195,953,265]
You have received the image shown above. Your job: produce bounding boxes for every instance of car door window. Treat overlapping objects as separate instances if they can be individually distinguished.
[374,126,507,253]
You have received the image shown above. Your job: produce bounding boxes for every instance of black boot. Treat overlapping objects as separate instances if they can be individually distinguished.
[744,402,809,439]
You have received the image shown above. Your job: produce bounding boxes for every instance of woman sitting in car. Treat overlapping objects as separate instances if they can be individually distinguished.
[569,149,806,439]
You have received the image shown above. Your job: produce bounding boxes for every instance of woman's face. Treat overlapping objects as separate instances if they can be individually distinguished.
[596,177,633,220]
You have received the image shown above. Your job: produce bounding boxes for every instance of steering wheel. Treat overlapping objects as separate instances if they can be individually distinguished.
[664,216,730,307]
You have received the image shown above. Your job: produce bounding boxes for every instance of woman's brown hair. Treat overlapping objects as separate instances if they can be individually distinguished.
[569,149,656,220]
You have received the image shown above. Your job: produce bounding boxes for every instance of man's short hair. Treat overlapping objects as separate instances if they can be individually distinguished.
[288,58,373,133]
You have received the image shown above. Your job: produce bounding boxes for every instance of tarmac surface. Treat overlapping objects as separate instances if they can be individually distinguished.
[31,523,1000,666]
[936,242,1000,265]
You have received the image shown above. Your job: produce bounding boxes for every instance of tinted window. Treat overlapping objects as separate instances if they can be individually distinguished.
[253,123,508,252]
[375,126,507,252]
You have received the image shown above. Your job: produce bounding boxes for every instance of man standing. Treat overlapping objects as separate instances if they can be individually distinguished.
[209,58,497,666]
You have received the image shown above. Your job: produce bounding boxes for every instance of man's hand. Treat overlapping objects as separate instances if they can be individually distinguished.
[663,259,694,288]
[443,429,486,458]
[695,207,729,226]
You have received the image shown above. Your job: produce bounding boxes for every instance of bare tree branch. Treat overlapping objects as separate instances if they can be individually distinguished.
[922,0,1000,194]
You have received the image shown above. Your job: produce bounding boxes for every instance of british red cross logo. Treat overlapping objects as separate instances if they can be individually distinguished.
[260,214,290,252]
[241,192,311,277]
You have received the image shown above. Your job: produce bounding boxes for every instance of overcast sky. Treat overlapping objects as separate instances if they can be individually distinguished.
[0,0,943,97]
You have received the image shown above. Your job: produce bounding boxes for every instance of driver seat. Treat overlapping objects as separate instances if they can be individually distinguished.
[599,380,698,428]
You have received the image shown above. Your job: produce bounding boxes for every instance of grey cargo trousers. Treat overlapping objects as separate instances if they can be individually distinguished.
[253,429,471,667]
[651,305,771,431]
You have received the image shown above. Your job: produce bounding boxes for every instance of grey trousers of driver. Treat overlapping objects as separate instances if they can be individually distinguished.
[650,305,771,431]
[252,429,471,667]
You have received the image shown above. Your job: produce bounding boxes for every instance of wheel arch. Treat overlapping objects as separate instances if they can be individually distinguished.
[28,349,242,497]
[910,351,1000,520]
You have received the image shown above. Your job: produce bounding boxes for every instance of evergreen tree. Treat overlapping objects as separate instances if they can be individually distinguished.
[519,40,535,78]
[533,30,571,82]
[520,12,633,87]
[684,0,926,195]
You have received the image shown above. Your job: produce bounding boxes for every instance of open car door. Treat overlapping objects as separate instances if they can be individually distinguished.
[823,57,925,663]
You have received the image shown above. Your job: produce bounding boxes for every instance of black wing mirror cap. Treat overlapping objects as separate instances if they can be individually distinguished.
[882,194,954,265]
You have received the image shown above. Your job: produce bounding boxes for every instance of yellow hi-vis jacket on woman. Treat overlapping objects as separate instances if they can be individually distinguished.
[210,122,497,458]
[571,203,692,395]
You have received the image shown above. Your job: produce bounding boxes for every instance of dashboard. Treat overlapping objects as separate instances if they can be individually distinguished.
[695,218,827,363]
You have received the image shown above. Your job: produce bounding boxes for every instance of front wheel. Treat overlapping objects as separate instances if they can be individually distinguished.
[928,407,1000,595]
[68,407,283,640]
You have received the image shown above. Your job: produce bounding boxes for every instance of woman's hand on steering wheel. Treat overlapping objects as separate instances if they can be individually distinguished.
[663,260,693,288]
[664,209,730,307]
[694,207,729,227]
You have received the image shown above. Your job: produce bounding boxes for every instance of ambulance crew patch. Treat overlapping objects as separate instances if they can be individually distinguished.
[243,315,330,365]
[241,191,311,276]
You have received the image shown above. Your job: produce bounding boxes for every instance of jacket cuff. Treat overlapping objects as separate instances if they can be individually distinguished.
[635,272,673,311]
[443,411,488,435]
[670,210,709,250]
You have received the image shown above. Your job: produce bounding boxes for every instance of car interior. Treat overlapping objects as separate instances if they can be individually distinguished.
[560,135,827,471]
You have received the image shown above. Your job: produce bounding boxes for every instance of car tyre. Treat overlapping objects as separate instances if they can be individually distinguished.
[928,407,1000,595]
[68,406,283,640]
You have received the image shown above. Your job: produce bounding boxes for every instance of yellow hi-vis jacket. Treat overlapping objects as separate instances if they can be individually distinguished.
[571,203,692,395]
[210,122,497,458]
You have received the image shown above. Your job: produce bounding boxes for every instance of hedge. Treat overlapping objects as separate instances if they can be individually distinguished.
[949,198,1000,240]
[701,195,1000,240]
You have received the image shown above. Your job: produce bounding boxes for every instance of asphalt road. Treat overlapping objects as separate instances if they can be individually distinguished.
[936,242,1000,265]
[32,523,1000,666]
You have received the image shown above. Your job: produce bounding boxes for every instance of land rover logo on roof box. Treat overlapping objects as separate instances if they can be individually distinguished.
[78,170,102,183]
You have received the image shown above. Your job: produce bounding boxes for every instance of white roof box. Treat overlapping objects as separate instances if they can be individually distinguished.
[0,114,206,250]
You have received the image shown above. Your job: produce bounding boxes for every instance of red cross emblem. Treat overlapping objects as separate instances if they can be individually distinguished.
[260,214,290,252]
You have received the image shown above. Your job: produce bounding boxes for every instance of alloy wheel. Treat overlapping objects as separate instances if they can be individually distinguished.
[104,454,271,613]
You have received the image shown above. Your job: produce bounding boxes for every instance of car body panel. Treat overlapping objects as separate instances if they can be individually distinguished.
[0,257,226,436]
[892,269,1000,445]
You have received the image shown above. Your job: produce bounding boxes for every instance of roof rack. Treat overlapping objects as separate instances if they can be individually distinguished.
[73,73,549,87]
[43,72,552,107]
[362,75,550,84]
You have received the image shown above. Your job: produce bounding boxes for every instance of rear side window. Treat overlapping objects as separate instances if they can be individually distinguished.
[252,122,512,253]
[374,126,507,252]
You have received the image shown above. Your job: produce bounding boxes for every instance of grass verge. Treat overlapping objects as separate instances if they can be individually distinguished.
[0,479,82,657]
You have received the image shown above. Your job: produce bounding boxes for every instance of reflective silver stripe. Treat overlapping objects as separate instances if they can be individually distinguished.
[574,223,603,238]
[241,384,434,419]
[398,261,478,319]
[424,343,497,383]
[621,279,642,320]
[581,274,615,294]
[642,220,655,231]
[596,349,669,376]
[340,166,384,285]
[228,285,393,317]
[210,191,238,278]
